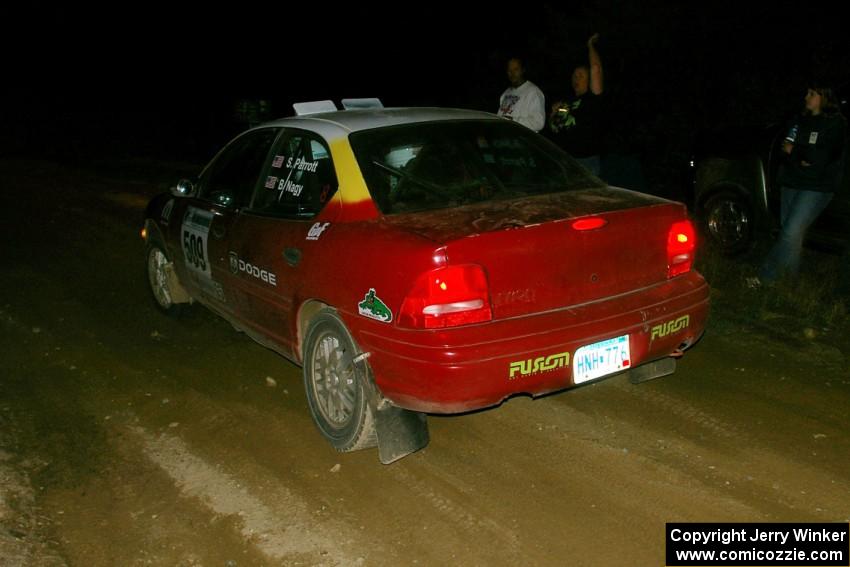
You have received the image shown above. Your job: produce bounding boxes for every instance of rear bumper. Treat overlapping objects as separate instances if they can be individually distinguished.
[349,271,710,414]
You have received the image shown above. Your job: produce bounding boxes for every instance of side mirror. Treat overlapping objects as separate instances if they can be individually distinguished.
[172,178,195,197]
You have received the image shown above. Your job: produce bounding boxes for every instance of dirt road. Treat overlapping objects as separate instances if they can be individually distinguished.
[1,159,848,566]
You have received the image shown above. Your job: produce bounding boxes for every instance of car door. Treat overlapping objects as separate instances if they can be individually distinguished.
[224,129,340,357]
[177,127,280,317]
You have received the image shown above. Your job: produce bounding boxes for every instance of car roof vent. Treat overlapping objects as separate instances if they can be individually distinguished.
[293,100,338,116]
[341,98,384,110]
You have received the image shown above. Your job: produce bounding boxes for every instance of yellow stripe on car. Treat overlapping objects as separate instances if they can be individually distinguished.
[329,139,373,204]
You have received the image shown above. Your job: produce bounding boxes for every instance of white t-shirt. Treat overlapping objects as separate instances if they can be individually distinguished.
[497,80,545,132]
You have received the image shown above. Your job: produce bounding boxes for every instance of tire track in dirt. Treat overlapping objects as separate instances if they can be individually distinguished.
[608,378,742,440]
[484,396,759,518]
[390,464,522,548]
[131,425,360,567]
[1,299,359,566]
[490,373,850,522]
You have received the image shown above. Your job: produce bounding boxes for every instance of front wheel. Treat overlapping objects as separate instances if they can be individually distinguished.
[701,191,755,256]
[146,243,184,316]
[303,310,377,452]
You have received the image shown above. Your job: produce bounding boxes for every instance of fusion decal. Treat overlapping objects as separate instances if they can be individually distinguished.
[650,315,690,341]
[509,352,570,380]
[358,289,392,323]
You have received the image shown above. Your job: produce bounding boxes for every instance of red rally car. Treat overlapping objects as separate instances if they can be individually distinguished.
[143,101,709,463]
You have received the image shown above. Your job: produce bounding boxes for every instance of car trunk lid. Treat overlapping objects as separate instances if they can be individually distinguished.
[383,187,689,319]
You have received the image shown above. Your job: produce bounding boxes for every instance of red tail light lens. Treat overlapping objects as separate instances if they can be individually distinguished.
[399,265,492,329]
[667,220,696,278]
[572,217,607,231]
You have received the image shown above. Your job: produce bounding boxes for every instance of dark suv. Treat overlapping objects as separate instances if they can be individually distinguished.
[692,92,849,255]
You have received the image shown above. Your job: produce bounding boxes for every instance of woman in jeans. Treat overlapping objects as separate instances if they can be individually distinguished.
[753,82,846,286]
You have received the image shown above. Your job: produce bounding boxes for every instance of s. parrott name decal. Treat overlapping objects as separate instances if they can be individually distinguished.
[509,351,570,380]
[650,315,690,341]
[358,289,392,323]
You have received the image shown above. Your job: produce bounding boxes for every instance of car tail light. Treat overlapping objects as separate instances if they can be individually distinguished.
[399,265,492,329]
[572,217,607,231]
[667,220,696,278]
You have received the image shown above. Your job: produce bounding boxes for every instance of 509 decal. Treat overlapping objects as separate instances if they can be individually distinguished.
[181,208,213,277]
[509,352,570,380]
[650,315,690,341]
[183,230,207,271]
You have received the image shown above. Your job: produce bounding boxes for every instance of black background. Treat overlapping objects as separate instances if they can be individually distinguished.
[3,1,848,179]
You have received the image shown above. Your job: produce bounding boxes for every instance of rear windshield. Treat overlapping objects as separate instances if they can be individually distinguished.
[349,120,604,214]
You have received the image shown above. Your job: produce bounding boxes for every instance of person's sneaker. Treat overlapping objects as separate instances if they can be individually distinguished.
[745,276,762,289]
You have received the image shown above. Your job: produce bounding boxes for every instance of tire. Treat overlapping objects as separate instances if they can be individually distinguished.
[146,242,184,316]
[302,309,377,452]
[701,190,755,256]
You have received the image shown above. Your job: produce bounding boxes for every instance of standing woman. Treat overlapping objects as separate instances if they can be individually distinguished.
[756,82,846,285]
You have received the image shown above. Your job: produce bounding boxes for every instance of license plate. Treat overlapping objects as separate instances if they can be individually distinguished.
[573,334,631,384]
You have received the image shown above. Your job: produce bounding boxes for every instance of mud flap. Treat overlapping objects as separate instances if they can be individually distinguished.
[628,357,676,384]
[350,352,429,464]
[374,404,429,465]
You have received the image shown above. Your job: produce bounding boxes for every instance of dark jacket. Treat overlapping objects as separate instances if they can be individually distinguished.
[779,112,847,192]
[547,93,607,159]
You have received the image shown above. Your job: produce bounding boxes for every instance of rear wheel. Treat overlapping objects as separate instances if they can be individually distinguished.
[702,190,755,256]
[146,243,183,316]
[303,310,377,452]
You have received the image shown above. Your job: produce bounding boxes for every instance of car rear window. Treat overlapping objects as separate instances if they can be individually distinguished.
[349,120,604,214]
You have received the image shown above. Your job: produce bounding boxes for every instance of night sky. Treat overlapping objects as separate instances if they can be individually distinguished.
[4,1,849,165]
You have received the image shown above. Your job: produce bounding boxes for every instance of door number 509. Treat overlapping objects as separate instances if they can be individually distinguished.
[183,230,207,271]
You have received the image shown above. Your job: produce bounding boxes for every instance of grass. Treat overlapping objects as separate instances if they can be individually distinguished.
[696,239,850,342]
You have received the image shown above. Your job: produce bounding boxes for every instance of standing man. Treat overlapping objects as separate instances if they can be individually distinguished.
[497,57,546,133]
[549,33,606,175]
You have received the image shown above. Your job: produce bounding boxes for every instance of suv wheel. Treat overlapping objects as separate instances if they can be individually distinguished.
[702,191,754,255]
